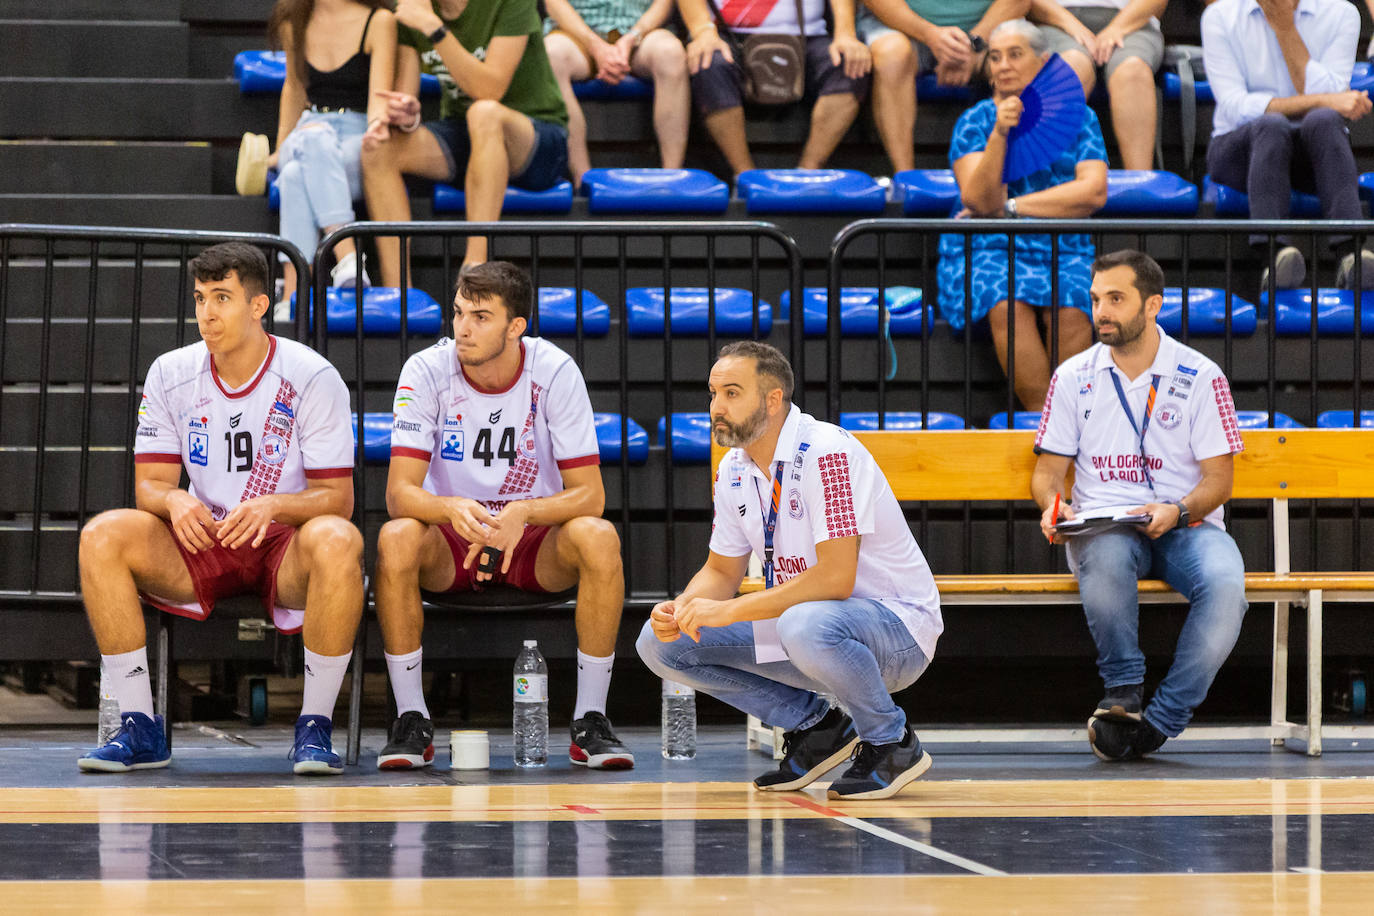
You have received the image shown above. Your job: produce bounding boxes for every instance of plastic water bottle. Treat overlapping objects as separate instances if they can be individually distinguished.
[512,640,549,767]
[661,679,697,760]
[97,663,121,746]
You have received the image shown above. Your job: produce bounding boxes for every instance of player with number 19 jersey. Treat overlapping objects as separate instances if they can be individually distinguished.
[133,335,355,521]
[388,337,599,504]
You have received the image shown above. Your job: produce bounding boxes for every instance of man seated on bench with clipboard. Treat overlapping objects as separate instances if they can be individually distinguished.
[1030,249,1249,761]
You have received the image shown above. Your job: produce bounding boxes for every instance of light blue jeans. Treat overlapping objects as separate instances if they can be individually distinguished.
[276,108,366,260]
[1069,524,1248,736]
[636,597,929,745]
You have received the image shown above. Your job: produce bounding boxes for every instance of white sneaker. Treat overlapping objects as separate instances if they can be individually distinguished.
[330,251,371,289]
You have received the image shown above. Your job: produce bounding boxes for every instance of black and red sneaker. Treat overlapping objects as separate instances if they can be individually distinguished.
[569,711,635,769]
[377,710,435,770]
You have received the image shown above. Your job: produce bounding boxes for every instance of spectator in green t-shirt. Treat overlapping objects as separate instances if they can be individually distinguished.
[362,0,570,282]
[856,0,1028,174]
[544,0,689,188]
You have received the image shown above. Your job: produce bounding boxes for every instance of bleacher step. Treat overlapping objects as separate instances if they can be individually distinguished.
[0,141,212,195]
[0,0,180,20]
[0,194,274,233]
[0,78,274,140]
[0,21,190,78]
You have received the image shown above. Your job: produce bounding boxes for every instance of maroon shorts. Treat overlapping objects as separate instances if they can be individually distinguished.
[144,519,301,633]
[436,523,553,593]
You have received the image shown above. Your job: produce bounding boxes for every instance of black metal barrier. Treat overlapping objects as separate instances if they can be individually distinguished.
[0,225,310,631]
[312,220,804,603]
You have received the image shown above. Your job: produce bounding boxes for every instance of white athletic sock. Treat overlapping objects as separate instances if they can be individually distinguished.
[573,650,614,720]
[300,648,352,719]
[384,648,430,718]
[102,647,154,716]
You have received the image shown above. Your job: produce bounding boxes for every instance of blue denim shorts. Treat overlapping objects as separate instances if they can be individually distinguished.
[424,114,569,190]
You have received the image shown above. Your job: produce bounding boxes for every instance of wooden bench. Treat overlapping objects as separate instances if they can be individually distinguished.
[722,428,1374,756]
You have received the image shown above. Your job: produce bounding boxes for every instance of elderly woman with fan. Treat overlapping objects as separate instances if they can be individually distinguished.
[937,18,1107,412]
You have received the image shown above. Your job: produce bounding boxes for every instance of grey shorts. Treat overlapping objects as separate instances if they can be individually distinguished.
[1039,7,1164,81]
[855,6,937,72]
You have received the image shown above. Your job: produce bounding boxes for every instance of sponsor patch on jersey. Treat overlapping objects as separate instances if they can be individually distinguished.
[259,433,287,465]
[394,420,421,433]
[1079,380,1093,395]
[1155,402,1184,430]
[441,430,465,461]
[137,426,158,438]
[444,414,462,428]
[188,431,209,466]
[1167,385,1191,401]
[272,400,295,419]
[187,415,209,431]
[787,489,804,520]
[1176,364,1197,376]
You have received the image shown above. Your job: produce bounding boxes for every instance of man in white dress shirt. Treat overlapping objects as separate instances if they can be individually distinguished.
[1203,0,1374,289]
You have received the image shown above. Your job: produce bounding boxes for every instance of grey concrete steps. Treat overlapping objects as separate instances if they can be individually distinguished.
[0,141,213,194]
[0,20,190,77]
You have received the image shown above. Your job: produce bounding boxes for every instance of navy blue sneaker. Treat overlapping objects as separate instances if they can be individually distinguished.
[78,712,171,772]
[753,707,860,792]
[1088,715,1168,761]
[827,727,932,800]
[290,715,343,775]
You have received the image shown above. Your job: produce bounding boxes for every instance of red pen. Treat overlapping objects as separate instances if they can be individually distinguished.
[1048,493,1061,543]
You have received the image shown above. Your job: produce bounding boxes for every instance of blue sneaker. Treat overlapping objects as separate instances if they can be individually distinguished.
[290,715,343,775]
[78,712,171,772]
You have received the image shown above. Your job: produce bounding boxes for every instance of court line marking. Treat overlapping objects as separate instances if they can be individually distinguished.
[785,796,1007,877]
[1291,866,1326,875]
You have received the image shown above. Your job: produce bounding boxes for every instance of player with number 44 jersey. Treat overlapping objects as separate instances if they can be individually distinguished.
[374,261,634,772]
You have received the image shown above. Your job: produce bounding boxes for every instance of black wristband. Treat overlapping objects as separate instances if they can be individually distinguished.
[1171,500,1190,529]
[477,546,502,575]
[428,23,449,45]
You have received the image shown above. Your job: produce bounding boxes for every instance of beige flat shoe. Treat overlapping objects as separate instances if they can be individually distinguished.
[235,132,270,196]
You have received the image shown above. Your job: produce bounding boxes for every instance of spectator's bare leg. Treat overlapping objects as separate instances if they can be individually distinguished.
[1107,58,1157,171]
[987,299,1053,411]
[535,517,624,658]
[545,32,595,187]
[868,33,917,173]
[464,100,539,266]
[360,129,450,288]
[79,509,196,655]
[1060,48,1096,97]
[703,106,755,177]
[374,519,455,656]
[276,516,365,657]
[633,30,690,169]
[798,92,861,169]
[1045,304,1094,369]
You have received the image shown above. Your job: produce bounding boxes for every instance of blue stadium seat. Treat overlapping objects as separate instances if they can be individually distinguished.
[234,50,440,96]
[987,411,1042,430]
[535,287,610,336]
[625,287,773,336]
[572,75,653,100]
[839,411,967,430]
[594,413,649,464]
[892,169,959,216]
[1359,171,1374,208]
[1158,288,1257,336]
[1263,289,1374,335]
[291,287,443,334]
[735,169,886,215]
[1161,69,1213,102]
[1234,411,1303,429]
[656,413,712,464]
[351,412,393,464]
[581,168,728,214]
[1202,176,1322,218]
[433,181,574,214]
[1100,170,1199,217]
[1353,62,1374,93]
[1317,410,1374,428]
[777,287,926,337]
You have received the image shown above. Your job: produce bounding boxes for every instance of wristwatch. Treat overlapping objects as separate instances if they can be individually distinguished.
[1171,500,1191,529]
[966,30,987,53]
[427,23,449,45]
[1004,197,1019,218]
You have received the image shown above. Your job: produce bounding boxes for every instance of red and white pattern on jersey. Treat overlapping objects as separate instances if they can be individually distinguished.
[241,378,298,502]
[1212,375,1244,454]
[718,0,781,27]
[1036,372,1058,448]
[817,451,859,539]
[498,382,543,496]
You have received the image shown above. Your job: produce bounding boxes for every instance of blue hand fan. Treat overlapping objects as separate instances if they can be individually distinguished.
[1003,53,1086,183]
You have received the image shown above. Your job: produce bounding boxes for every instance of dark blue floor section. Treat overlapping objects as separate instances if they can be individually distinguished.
[4,814,1371,881]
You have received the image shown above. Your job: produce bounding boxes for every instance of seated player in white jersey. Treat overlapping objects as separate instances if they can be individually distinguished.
[76,242,365,775]
[374,260,633,770]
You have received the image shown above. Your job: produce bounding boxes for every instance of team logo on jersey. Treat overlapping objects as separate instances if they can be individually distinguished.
[229,412,242,429]
[1155,402,1184,430]
[488,409,502,425]
[441,430,465,461]
[737,504,746,517]
[259,433,287,465]
[787,489,804,520]
[188,431,209,466]
[521,435,536,457]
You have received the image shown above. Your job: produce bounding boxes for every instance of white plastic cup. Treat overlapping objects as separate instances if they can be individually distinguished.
[450,729,490,770]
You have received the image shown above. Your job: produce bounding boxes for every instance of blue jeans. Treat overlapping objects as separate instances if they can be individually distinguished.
[1069,524,1248,736]
[636,598,929,745]
[276,108,366,260]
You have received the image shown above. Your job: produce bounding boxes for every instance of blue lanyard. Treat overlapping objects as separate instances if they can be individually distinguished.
[1109,370,1161,494]
[756,461,785,588]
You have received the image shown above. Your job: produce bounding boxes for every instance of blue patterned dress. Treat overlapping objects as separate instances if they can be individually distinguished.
[937,100,1107,331]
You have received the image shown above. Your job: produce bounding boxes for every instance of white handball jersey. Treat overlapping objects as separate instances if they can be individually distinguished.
[709,405,944,661]
[134,335,355,519]
[1035,326,1243,529]
[388,337,600,509]
[716,0,826,36]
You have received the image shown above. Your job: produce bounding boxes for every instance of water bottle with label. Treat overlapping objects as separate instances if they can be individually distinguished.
[661,679,697,760]
[512,639,548,767]
[97,662,121,746]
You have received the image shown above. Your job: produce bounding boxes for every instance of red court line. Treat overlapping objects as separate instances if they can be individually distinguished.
[783,796,848,818]
[562,805,601,814]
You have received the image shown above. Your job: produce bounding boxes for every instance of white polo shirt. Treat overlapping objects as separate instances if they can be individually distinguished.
[709,405,943,661]
[1035,326,1243,529]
